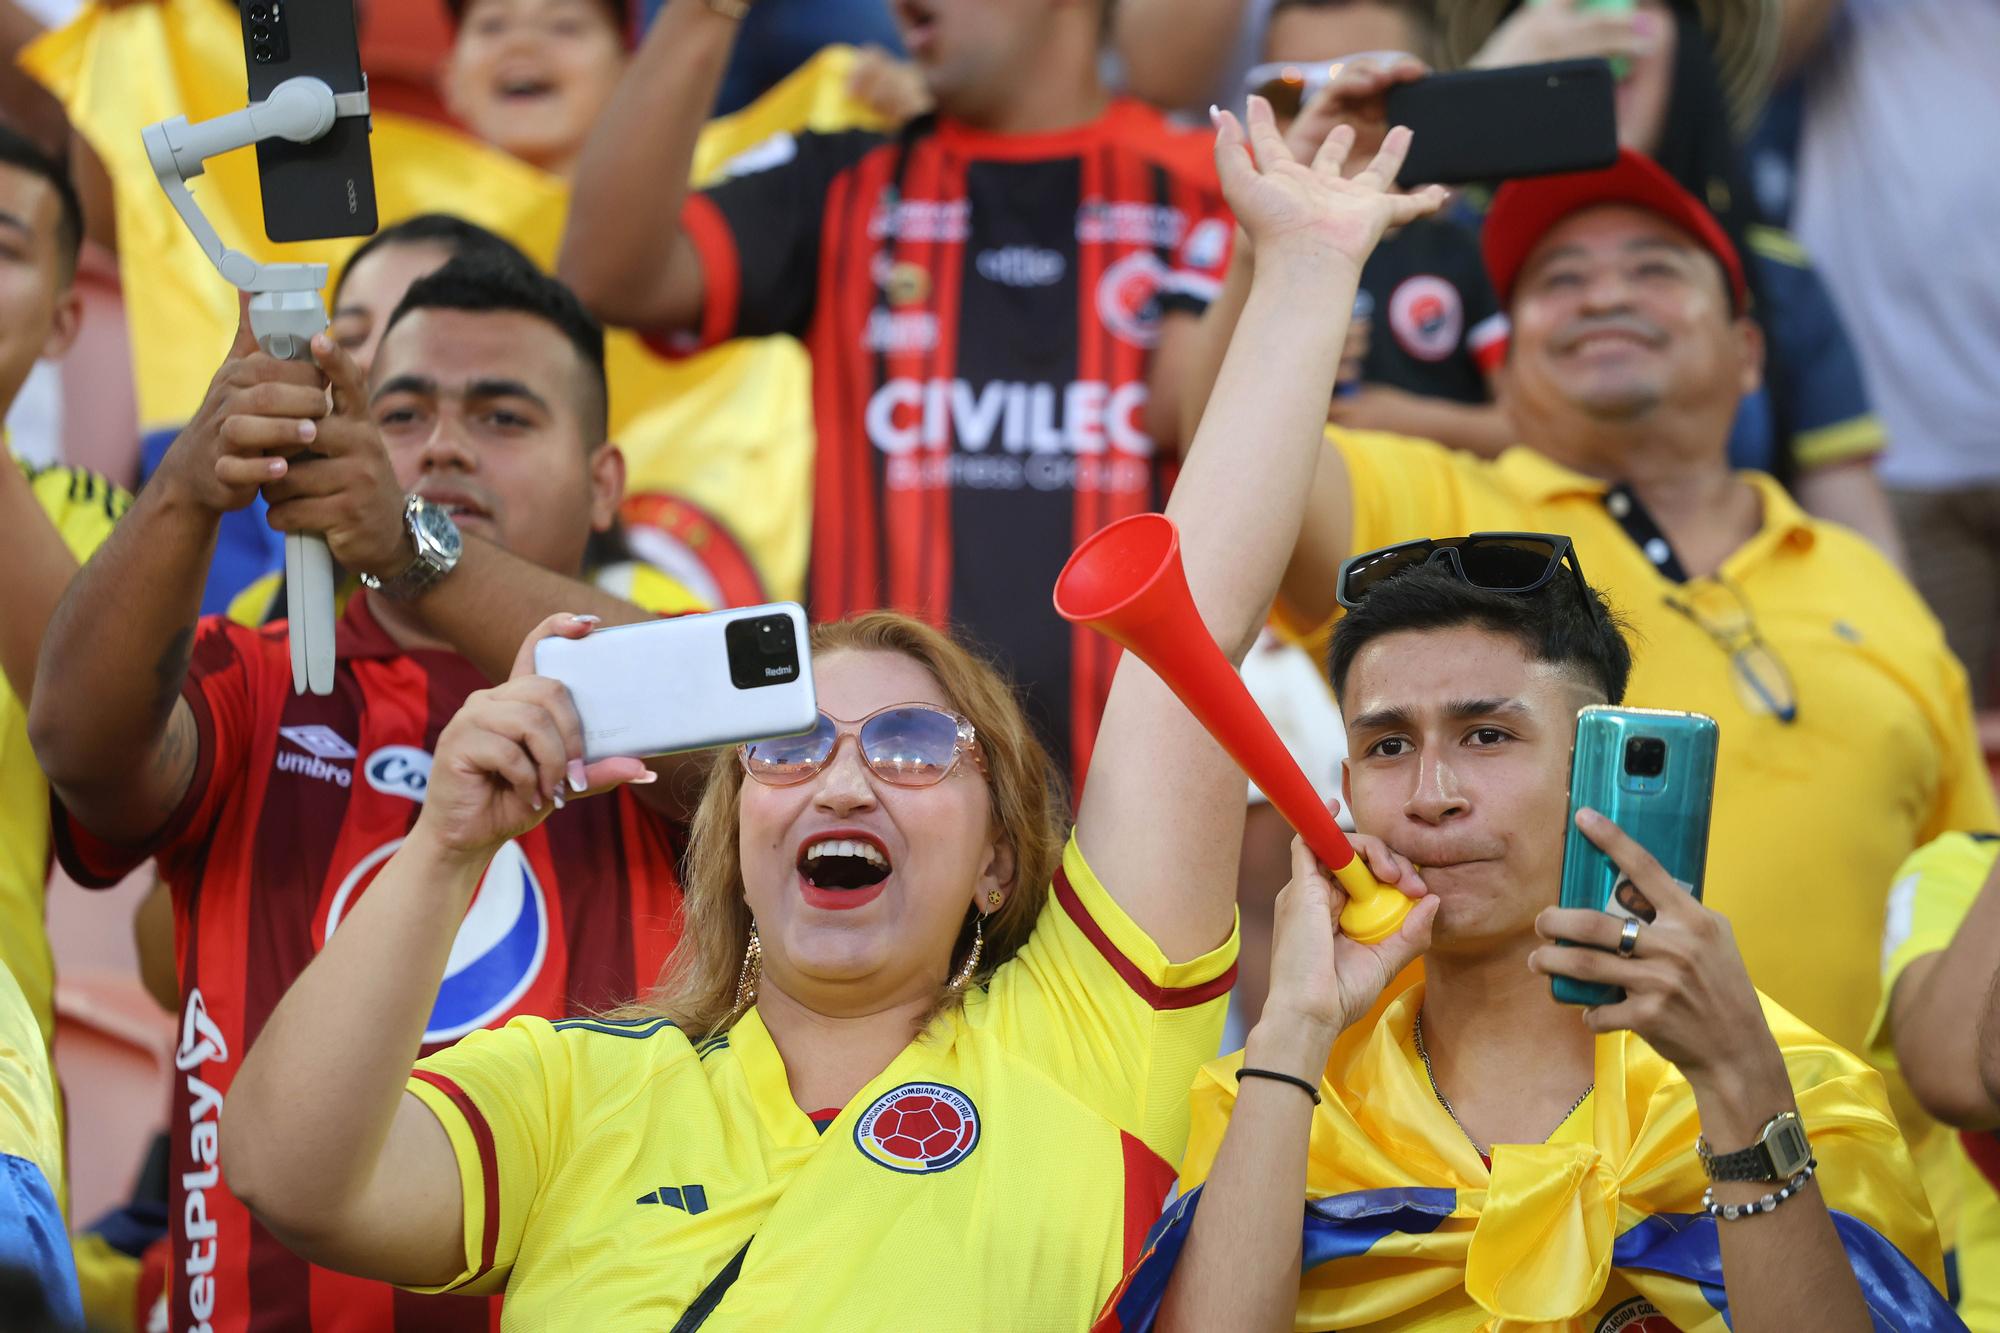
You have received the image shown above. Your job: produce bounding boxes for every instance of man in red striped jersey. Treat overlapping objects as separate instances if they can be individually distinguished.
[30,257,699,1333]
[560,0,1236,789]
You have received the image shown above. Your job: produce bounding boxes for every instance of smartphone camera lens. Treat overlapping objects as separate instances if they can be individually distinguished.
[251,43,273,62]
[248,4,271,21]
[251,25,270,40]
[727,614,801,691]
[1624,736,1667,779]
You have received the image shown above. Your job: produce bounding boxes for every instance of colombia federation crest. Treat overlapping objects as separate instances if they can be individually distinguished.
[854,1082,981,1174]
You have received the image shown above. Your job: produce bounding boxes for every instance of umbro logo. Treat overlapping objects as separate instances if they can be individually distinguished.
[636,1185,709,1214]
[276,725,355,787]
[279,725,357,760]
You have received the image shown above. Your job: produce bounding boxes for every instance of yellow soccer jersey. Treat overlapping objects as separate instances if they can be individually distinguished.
[0,462,129,1055]
[1284,429,1998,1138]
[406,835,1237,1329]
[1869,831,2000,1333]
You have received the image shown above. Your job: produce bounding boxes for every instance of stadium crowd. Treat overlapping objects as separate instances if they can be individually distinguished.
[0,0,1996,1330]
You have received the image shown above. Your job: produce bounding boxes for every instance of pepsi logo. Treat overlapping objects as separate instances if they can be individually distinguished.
[325,838,550,1044]
[1387,274,1464,362]
[854,1082,981,1174]
[1097,251,1168,350]
[365,745,432,803]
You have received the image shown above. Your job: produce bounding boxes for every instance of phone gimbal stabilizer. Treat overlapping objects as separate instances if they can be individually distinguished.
[143,76,372,695]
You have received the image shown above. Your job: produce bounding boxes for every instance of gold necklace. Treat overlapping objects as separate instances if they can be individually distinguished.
[1412,1011,1592,1158]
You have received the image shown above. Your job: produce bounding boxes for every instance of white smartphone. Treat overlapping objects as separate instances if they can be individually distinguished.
[533,603,819,762]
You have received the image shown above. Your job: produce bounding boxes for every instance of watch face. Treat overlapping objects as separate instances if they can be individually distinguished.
[414,500,464,560]
[1768,1116,1811,1175]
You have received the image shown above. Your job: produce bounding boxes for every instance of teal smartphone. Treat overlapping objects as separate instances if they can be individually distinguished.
[1553,706,1718,1006]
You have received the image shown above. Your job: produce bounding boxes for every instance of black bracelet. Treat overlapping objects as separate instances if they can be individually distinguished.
[1702,1158,1818,1221]
[1235,1066,1321,1104]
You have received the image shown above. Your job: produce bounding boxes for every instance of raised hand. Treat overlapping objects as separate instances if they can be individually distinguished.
[1528,808,1780,1083]
[1280,54,1431,176]
[258,333,411,582]
[157,298,327,514]
[413,614,653,862]
[1251,806,1438,1081]
[1212,95,1448,276]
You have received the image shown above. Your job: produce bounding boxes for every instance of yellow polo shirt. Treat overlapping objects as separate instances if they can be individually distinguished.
[0,462,129,1056]
[1868,832,2000,1332]
[1288,430,1999,1124]
[405,836,1236,1329]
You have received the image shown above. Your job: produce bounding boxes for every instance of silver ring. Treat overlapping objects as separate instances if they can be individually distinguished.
[1617,916,1643,958]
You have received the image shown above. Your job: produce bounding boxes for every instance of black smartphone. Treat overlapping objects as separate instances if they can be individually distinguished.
[1386,59,1619,188]
[240,0,378,243]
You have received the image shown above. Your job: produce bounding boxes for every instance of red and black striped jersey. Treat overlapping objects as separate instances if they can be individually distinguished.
[54,594,686,1333]
[667,99,1234,785]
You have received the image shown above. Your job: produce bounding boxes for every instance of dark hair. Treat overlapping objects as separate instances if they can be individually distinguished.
[1330,562,1633,705]
[0,122,83,282]
[383,254,610,441]
[1267,0,1439,65]
[330,213,533,306]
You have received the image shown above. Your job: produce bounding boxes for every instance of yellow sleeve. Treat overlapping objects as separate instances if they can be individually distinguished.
[1866,833,2000,1070]
[402,1017,576,1296]
[1793,415,1887,471]
[1275,428,1482,644]
[0,961,62,1195]
[24,462,128,557]
[986,836,1238,1164]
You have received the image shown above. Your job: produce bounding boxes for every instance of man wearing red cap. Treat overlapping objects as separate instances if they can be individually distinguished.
[1278,149,1997,1150]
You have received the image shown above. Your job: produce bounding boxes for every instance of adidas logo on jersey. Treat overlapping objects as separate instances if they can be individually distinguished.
[635,1185,709,1215]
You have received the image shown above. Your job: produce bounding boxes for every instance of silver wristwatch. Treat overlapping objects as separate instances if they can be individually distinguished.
[359,495,463,601]
[1698,1110,1812,1183]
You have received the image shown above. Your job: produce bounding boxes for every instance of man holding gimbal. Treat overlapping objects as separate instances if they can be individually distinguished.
[29,257,693,1333]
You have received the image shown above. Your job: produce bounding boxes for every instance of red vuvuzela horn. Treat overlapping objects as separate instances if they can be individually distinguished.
[1055,513,1410,944]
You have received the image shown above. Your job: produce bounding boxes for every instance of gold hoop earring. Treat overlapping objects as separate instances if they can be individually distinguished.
[947,916,985,993]
[734,923,762,1012]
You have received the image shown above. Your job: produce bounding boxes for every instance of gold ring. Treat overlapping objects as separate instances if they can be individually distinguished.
[1617,916,1642,958]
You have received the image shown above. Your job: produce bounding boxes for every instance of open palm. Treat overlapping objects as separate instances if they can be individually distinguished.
[1213,95,1448,274]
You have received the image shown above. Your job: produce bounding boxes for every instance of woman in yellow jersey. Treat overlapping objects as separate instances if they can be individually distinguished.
[217,105,1448,1328]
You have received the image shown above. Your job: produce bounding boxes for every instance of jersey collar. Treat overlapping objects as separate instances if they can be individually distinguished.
[1492,446,1818,572]
[732,1003,965,1150]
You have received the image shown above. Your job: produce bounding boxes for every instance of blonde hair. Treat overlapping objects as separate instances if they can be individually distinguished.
[624,612,1068,1039]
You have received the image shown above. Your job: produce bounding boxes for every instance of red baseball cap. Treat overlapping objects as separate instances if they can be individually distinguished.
[1482,148,1749,314]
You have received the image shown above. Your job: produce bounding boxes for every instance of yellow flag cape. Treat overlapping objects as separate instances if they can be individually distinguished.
[23,1,896,601]
[1097,970,1951,1332]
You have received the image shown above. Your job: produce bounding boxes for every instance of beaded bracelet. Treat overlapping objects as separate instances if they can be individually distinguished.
[1702,1158,1817,1221]
[1235,1067,1322,1104]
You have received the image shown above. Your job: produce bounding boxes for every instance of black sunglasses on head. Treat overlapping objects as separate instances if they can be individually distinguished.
[1336,532,1595,616]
